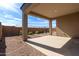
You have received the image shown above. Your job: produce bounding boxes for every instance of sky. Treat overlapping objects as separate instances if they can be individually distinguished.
[0,3,56,28]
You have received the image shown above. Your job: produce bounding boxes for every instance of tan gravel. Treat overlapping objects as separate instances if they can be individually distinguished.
[0,36,45,56]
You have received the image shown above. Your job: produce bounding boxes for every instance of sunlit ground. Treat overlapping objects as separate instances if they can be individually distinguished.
[27,35,71,56]
[28,35,71,48]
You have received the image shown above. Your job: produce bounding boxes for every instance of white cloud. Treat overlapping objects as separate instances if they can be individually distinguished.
[28,21,48,24]
[0,14,22,27]
[4,14,21,21]
[4,14,13,18]
[0,3,20,14]
[0,3,22,27]
[14,17,22,21]
[2,23,16,26]
[0,17,15,26]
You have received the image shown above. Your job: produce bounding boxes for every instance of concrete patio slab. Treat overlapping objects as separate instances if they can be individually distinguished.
[28,35,71,48]
[27,35,72,56]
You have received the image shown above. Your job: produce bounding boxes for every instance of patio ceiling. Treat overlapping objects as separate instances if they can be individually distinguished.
[21,3,79,19]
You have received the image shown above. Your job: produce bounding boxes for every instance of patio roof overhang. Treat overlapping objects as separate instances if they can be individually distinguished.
[21,3,79,20]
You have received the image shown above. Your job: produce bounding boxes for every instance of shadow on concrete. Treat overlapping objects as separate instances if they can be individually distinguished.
[27,37,79,56]
[0,37,6,56]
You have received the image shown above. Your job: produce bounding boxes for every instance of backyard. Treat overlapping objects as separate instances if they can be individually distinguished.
[0,3,79,56]
[0,34,79,56]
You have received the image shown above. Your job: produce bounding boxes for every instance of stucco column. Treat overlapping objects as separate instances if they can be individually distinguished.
[0,22,2,39]
[49,20,52,35]
[22,12,28,41]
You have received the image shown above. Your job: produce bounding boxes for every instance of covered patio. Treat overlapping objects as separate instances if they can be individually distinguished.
[20,3,79,41]
[20,3,79,55]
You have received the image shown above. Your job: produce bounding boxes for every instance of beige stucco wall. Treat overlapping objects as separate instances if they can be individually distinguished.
[56,12,79,38]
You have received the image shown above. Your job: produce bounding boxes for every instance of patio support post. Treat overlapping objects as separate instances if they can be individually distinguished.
[0,22,2,39]
[22,12,28,41]
[49,20,52,35]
